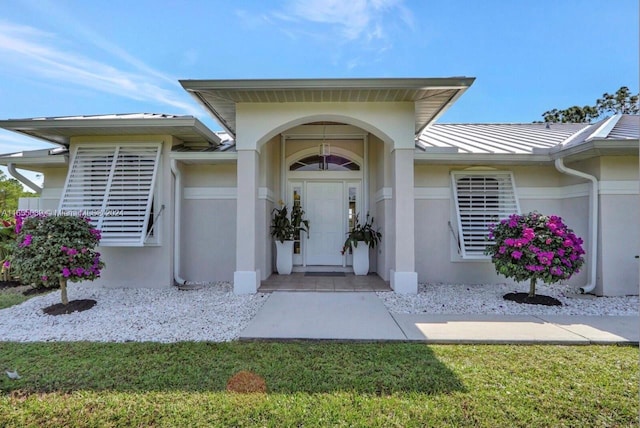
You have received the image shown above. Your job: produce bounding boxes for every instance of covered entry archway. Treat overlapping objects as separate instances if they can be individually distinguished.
[284,141,365,269]
[180,77,475,294]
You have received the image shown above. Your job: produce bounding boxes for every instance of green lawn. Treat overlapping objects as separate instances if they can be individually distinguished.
[0,342,637,427]
[0,293,30,310]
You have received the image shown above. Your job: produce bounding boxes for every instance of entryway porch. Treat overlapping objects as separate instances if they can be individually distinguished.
[259,272,391,292]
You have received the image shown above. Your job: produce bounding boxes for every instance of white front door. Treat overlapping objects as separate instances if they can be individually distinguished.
[305,182,344,265]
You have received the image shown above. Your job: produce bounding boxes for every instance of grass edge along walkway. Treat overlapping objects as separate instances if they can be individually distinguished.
[1,341,637,427]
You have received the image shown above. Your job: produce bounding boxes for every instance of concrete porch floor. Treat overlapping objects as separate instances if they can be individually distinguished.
[259,272,391,292]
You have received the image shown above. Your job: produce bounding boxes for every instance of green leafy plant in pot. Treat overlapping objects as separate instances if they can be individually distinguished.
[270,201,310,274]
[341,212,381,275]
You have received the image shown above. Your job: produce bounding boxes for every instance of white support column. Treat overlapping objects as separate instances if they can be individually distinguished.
[233,149,261,294]
[390,147,417,294]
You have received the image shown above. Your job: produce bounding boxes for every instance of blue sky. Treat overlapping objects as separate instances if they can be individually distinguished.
[0,0,638,159]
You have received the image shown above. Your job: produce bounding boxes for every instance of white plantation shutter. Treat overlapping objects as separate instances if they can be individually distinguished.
[59,144,161,246]
[451,171,520,258]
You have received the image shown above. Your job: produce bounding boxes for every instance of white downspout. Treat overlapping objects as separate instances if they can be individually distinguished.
[170,159,186,285]
[7,163,42,195]
[554,158,598,294]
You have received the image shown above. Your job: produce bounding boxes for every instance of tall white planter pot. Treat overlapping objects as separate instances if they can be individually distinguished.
[275,240,294,275]
[352,241,370,275]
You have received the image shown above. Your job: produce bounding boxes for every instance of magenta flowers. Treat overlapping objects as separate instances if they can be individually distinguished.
[485,212,585,297]
[11,212,105,304]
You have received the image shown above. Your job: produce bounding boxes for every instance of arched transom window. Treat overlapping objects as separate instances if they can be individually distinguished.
[289,154,360,171]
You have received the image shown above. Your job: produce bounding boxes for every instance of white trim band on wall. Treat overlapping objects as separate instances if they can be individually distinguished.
[258,187,275,202]
[517,184,589,200]
[414,187,450,199]
[375,187,393,202]
[599,180,639,195]
[413,185,592,200]
[184,187,276,201]
[184,187,237,200]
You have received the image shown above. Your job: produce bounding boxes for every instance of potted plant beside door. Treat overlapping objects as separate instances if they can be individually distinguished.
[341,212,382,275]
[271,201,310,275]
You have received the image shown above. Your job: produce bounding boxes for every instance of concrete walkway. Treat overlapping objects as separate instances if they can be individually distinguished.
[240,292,639,344]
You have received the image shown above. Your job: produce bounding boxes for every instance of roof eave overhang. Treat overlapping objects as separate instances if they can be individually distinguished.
[551,139,639,162]
[0,154,68,170]
[414,152,553,165]
[180,77,475,91]
[180,77,475,139]
[415,85,471,135]
[0,117,221,146]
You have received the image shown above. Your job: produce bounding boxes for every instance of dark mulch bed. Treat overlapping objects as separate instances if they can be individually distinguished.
[42,299,97,316]
[23,285,55,296]
[0,280,24,289]
[504,292,562,306]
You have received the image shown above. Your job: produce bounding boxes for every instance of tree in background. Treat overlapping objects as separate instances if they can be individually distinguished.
[0,171,37,219]
[541,86,639,123]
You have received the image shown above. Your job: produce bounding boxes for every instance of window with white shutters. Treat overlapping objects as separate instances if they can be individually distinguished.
[451,171,520,258]
[59,144,161,246]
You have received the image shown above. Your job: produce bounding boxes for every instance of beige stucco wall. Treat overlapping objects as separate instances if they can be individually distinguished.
[261,138,279,278]
[68,134,176,288]
[563,156,639,295]
[414,164,593,289]
[596,156,639,295]
[599,194,639,295]
[236,102,415,150]
[36,167,67,211]
[180,162,239,282]
[181,199,236,281]
[183,164,237,187]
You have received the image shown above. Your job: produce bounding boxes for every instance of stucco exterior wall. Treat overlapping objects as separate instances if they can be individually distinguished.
[596,156,639,296]
[261,138,279,278]
[564,155,639,295]
[68,134,176,288]
[370,135,391,279]
[37,167,67,211]
[599,194,639,296]
[183,164,237,187]
[180,162,238,282]
[414,164,592,288]
[181,199,236,282]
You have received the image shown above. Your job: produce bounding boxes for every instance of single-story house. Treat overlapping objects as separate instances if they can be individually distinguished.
[0,78,638,296]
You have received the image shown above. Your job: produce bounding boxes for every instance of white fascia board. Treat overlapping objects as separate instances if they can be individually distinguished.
[180,77,476,91]
[0,154,67,167]
[169,151,237,163]
[551,139,638,160]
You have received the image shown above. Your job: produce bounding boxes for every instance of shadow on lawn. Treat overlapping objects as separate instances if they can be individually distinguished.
[0,342,466,396]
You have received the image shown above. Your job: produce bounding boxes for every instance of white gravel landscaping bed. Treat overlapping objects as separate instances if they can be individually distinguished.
[0,282,268,343]
[377,283,639,316]
[1,281,637,343]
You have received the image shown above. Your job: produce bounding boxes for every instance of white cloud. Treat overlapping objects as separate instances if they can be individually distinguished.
[0,21,201,116]
[277,0,412,43]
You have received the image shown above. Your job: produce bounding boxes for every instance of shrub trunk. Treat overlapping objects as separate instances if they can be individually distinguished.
[528,277,537,298]
[60,278,68,305]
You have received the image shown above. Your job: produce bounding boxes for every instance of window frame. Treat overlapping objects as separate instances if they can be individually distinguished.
[451,170,520,259]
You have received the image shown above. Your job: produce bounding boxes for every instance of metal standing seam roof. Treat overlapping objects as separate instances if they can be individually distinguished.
[596,114,640,140]
[417,114,639,155]
[416,122,590,154]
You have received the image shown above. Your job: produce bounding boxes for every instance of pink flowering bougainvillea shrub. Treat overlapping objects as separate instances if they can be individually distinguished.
[10,211,104,305]
[485,212,585,298]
